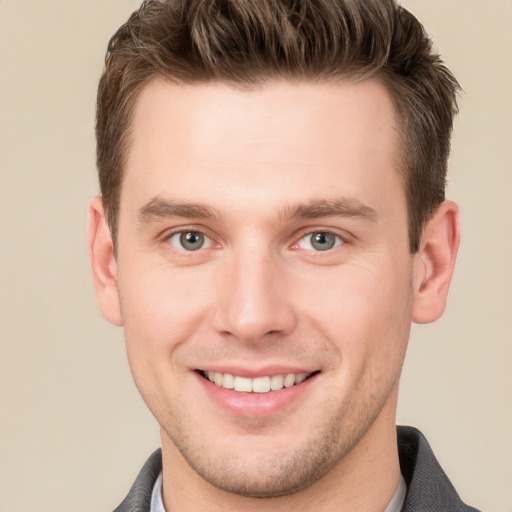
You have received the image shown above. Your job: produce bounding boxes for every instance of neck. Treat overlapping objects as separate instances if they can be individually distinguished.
[160,400,401,512]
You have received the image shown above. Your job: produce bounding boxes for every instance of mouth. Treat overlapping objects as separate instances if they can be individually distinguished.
[196,369,320,394]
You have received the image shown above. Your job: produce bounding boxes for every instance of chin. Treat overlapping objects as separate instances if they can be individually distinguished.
[161,404,378,499]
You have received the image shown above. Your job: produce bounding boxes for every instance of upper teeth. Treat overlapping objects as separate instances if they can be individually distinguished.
[205,371,311,393]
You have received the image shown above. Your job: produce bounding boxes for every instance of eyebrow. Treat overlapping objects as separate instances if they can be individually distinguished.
[280,198,377,222]
[137,196,377,224]
[138,197,219,223]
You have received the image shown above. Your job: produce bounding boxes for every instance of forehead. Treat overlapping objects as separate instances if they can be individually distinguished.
[122,78,402,217]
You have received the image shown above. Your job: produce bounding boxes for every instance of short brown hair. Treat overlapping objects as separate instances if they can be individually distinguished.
[96,0,460,252]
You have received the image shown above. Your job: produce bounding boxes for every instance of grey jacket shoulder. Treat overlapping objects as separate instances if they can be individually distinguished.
[398,426,481,512]
[113,448,162,512]
[112,428,481,511]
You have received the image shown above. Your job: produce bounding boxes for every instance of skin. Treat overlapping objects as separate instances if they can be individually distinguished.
[89,78,459,511]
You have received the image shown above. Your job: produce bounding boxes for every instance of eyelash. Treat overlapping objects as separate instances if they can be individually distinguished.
[165,228,216,253]
[293,230,345,252]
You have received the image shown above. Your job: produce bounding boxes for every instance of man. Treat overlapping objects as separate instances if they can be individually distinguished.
[88,1,480,510]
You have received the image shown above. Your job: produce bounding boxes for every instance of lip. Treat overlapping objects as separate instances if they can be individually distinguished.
[193,368,320,418]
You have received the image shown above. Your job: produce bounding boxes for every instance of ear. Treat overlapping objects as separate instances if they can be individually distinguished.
[412,200,460,324]
[87,196,123,326]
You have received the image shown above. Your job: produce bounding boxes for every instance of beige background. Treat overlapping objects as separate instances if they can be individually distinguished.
[0,1,510,511]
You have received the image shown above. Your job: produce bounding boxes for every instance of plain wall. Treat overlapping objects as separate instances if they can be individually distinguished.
[0,1,510,510]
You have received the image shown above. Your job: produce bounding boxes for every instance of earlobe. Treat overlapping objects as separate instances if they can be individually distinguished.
[412,200,460,324]
[87,196,123,326]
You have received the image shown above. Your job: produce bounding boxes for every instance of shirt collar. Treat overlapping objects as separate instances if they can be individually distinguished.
[150,471,166,512]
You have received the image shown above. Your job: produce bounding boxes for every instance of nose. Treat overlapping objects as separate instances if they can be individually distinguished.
[212,249,297,344]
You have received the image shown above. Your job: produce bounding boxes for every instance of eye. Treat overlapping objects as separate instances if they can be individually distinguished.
[296,231,343,252]
[167,231,212,251]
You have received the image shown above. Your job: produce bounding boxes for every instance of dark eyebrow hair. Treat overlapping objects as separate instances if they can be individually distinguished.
[281,198,377,221]
[138,197,219,223]
[137,196,377,225]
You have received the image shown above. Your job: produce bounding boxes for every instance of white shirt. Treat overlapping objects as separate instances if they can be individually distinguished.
[150,472,166,512]
[150,471,407,512]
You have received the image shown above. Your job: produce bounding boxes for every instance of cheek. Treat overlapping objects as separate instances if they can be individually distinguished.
[120,264,212,338]
[297,260,413,375]
[117,265,214,384]
[117,265,217,422]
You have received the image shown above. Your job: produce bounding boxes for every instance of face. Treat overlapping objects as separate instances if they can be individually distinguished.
[109,79,417,496]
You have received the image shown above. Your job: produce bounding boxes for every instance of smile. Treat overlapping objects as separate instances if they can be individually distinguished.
[199,370,317,393]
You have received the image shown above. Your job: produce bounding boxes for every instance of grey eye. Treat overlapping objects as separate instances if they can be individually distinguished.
[311,232,336,251]
[180,231,204,251]
[168,231,210,251]
[297,231,343,251]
